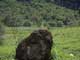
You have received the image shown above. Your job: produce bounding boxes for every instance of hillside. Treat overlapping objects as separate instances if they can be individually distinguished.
[0,0,80,27]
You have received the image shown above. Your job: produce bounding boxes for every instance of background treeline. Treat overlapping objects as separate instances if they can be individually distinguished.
[54,0,80,9]
[0,0,80,27]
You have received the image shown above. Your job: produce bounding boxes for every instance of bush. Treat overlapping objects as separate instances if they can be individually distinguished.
[23,21,31,27]
[3,16,24,27]
[57,21,64,27]
[48,22,57,27]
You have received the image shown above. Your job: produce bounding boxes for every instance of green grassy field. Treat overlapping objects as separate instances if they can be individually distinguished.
[0,27,80,60]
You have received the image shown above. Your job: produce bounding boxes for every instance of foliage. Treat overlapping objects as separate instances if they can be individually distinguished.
[0,0,80,27]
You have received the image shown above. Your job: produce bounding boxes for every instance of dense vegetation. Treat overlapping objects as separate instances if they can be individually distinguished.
[0,0,80,27]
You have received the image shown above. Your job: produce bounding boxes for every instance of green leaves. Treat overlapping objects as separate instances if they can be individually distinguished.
[0,0,80,27]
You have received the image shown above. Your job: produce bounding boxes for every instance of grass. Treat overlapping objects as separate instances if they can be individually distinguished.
[0,27,80,60]
[51,27,80,60]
